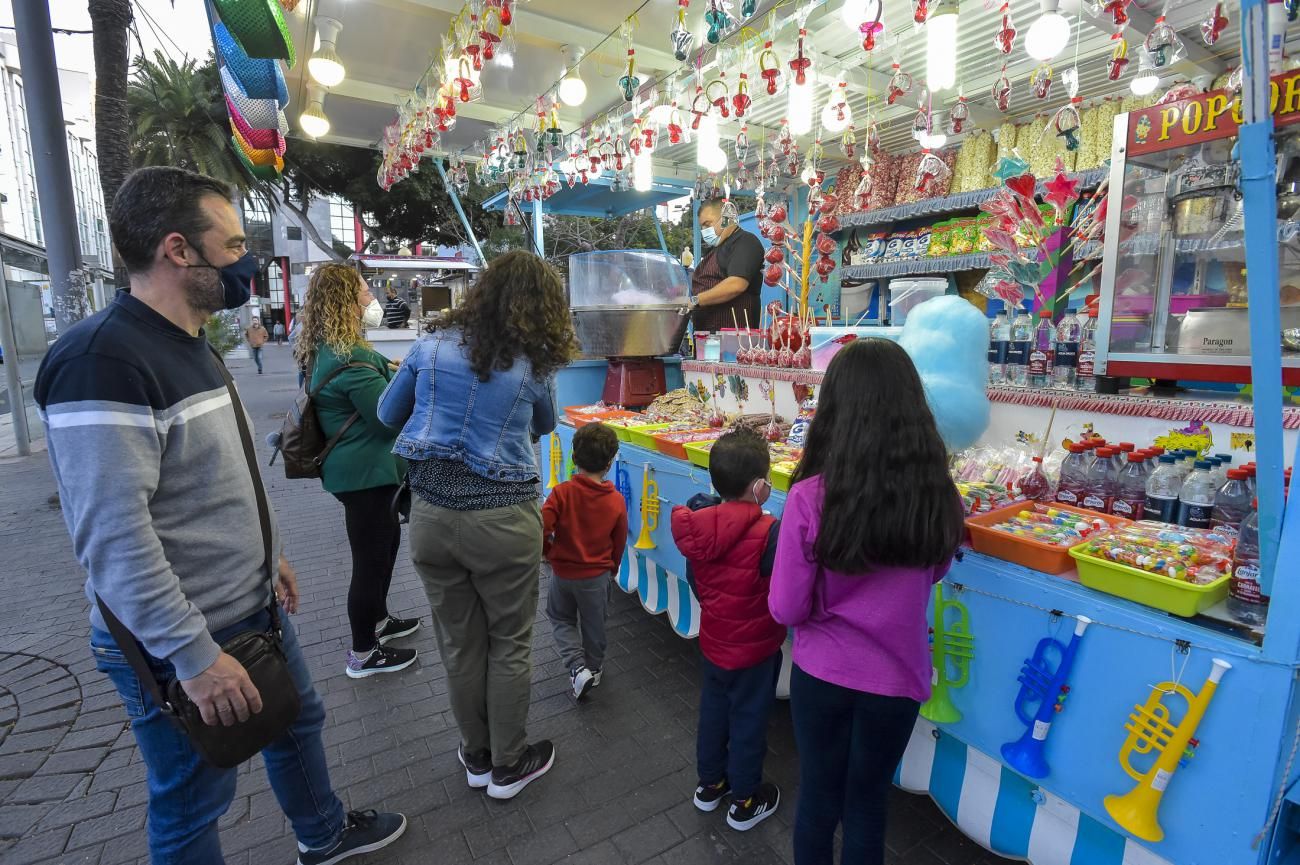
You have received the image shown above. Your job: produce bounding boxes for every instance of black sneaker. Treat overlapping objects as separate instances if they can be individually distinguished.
[693,778,730,812]
[376,615,421,645]
[458,745,492,789]
[486,740,555,800]
[726,782,780,831]
[297,809,407,865]
[345,645,418,679]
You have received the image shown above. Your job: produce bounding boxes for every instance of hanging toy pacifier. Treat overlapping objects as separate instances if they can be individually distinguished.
[733,72,752,117]
[915,150,950,196]
[859,0,885,52]
[1288,0,1299,22]
[912,0,930,24]
[1108,30,1130,80]
[1144,14,1185,69]
[1200,3,1228,46]
[707,76,731,119]
[670,0,694,61]
[994,1,1017,54]
[789,29,812,87]
[759,41,782,95]
[618,51,640,101]
[705,0,732,44]
[1048,97,1084,152]
[1031,62,1054,100]
[887,61,912,105]
[1101,0,1132,26]
[949,94,970,135]
[689,85,710,130]
[864,117,881,152]
[735,125,750,162]
[992,64,1013,111]
[841,125,857,160]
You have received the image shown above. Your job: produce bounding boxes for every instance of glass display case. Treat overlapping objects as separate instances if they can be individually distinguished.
[1095,71,1300,386]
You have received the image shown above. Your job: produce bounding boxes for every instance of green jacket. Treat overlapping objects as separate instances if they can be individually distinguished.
[310,343,405,495]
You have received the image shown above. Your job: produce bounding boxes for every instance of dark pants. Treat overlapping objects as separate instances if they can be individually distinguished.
[790,664,919,865]
[697,650,780,800]
[545,566,611,674]
[334,484,403,652]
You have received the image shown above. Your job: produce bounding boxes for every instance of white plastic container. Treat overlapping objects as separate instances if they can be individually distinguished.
[719,328,761,362]
[888,277,948,325]
[810,326,904,371]
[840,280,877,324]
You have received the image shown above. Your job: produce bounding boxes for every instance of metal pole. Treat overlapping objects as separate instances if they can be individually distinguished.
[531,198,545,257]
[1237,0,1285,594]
[651,207,670,256]
[433,160,486,265]
[691,197,702,268]
[12,0,86,335]
[0,250,32,457]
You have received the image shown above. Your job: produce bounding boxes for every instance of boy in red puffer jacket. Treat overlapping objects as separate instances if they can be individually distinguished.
[670,426,784,833]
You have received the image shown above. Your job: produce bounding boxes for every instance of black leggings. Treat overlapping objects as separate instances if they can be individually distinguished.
[334,485,402,653]
[790,664,920,865]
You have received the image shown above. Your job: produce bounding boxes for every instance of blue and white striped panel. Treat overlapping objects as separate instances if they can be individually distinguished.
[617,549,701,639]
[895,719,1174,865]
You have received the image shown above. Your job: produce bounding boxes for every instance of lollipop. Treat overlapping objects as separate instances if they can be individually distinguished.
[1200,3,1228,46]
[887,61,913,105]
[994,1,1017,54]
[949,95,970,135]
[1031,63,1054,100]
[992,64,1013,111]
[1108,31,1130,80]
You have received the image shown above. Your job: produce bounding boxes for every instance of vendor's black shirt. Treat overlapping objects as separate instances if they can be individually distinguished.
[692,228,765,333]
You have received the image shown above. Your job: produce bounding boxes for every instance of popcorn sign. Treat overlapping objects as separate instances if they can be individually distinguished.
[1127,67,1300,156]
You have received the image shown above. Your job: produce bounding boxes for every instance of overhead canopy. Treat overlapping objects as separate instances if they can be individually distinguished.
[350,253,478,271]
[481,175,697,217]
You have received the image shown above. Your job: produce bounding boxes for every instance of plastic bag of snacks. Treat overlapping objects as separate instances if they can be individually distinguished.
[929,220,952,257]
[1074,522,1235,584]
[867,153,901,211]
[864,232,889,259]
[987,504,1120,547]
[914,225,933,258]
[957,481,1022,514]
[947,218,978,255]
[995,121,1019,163]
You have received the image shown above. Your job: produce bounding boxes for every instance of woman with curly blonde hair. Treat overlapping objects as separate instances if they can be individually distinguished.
[296,263,421,679]
[379,251,577,801]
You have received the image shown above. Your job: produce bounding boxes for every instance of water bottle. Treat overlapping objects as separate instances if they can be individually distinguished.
[1111,453,1149,520]
[1205,456,1224,488]
[1075,309,1098,392]
[1228,504,1267,626]
[1052,308,1081,389]
[988,311,1010,385]
[1028,309,1056,389]
[1144,455,1184,524]
[1105,447,1126,487]
[1210,469,1253,541]
[1006,306,1033,387]
[1055,443,1090,507]
[1081,447,1116,512]
[1178,460,1218,528]
[1244,463,1257,496]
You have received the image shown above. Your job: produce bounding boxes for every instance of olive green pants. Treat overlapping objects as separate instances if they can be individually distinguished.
[409,497,541,767]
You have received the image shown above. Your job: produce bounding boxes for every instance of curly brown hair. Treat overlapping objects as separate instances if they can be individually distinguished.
[445,251,577,380]
[293,263,369,368]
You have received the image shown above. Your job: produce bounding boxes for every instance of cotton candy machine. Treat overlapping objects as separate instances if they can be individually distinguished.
[568,250,691,407]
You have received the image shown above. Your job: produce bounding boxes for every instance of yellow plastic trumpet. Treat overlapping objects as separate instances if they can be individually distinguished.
[547,434,563,489]
[634,464,659,550]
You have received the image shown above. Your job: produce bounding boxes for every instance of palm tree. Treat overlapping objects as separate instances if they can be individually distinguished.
[89,0,133,286]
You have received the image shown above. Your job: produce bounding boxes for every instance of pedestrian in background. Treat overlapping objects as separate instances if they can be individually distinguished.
[34,166,406,865]
[769,338,963,865]
[542,422,627,700]
[244,317,268,374]
[378,250,576,801]
[382,286,411,329]
[273,320,286,343]
[294,263,419,679]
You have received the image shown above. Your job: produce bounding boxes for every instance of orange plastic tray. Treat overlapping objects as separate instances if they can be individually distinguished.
[573,410,639,429]
[965,502,1133,575]
[652,428,719,461]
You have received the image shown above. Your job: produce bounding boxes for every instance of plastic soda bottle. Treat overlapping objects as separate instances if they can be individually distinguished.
[1028,309,1055,389]
[988,311,1010,385]
[1228,503,1266,626]
[1053,309,1082,389]
[1075,308,1098,392]
[1006,306,1033,387]
[1111,452,1149,520]
[1210,468,1253,541]
[1178,460,1218,529]
[1081,447,1116,512]
[1144,455,1183,524]
[1055,444,1090,507]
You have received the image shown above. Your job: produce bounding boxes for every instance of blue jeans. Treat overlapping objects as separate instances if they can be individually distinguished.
[789,664,919,865]
[251,346,264,373]
[91,610,346,865]
[696,651,780,799]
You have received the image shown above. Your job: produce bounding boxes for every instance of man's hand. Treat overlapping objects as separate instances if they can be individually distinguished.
[276,555,300,614]
[180,652,263,726]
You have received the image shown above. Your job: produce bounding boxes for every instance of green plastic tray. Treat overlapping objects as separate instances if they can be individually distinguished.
[683,441,714,468]
[625,424,671,450]
[1069,546,1230,617]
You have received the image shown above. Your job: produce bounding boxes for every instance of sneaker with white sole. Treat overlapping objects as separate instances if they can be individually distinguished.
[486,740,555,800]
[726,782,780,831]
[693,778,730,812]
[571,666,595,700]
[458,745,491,789]
[375,615,421,645]
[297,809,406,865]
[590,668,602,687]
[345,645,417,679]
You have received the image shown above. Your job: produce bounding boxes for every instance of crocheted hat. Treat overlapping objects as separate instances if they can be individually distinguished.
[214,23,289,107]
[212,0,296,65]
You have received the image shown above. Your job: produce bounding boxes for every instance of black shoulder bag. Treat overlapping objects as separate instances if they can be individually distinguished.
[94,350,301,769]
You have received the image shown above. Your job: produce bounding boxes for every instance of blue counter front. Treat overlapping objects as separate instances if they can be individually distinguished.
[548,364,1300,865]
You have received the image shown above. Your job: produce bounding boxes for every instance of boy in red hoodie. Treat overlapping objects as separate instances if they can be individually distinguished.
[670,426,784,832]
[543,423,628,700]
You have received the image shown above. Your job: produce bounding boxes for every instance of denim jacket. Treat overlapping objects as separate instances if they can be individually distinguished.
[377,327,558,482]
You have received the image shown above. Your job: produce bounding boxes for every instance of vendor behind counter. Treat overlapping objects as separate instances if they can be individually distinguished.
[691,199,765,333]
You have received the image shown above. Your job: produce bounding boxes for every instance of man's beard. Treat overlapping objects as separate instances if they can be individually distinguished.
[184,268,224,316]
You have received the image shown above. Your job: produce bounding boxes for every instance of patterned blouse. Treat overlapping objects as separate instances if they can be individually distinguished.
[408,457,538,512]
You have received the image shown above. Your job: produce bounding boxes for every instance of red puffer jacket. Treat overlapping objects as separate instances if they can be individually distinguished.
[671,500,786,670]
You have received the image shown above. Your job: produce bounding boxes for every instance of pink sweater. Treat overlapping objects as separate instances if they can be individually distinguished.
[768,476,951,702]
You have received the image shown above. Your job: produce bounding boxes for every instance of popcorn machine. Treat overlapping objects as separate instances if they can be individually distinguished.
[1094,69,1300,388]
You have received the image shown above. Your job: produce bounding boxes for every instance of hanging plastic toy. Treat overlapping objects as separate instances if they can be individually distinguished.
[992,64,1013,111]
[887,61,913,105]
[859,1,885,52]
[912,0,930,24]
[789,29,813,87]
[1100,0,1132,26]
[1108,30,1130,80]
[1288,0,1300,22]
[1200,3,1228,46]
[1144,15,1185,69]
[705,0,732,44]
[454,57,476,103]
[670,0,694,61]
[735,125,750,162]
[733,72,752,117]
[1045,69,1084,152]
[618,22,640,102]
[994,1,1017,54]
[479,7,503,61]
[759,41,782,95]
[864,117,881,152]
[707,77,731,118]
[915,150,951,196]
[841,125,857,160]
[689,86,710,130]
[741,0,757,16]
[1031,62,1054,100]
[949,94,970,135]
[853,169,873,210]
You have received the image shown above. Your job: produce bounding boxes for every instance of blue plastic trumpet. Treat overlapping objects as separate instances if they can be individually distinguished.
[1001,615,1091,779]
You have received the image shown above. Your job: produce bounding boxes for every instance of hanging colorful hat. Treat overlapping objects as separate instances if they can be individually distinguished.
[229,112,286,155]
[214,23,289,107]
[234,143,283,180]
[231,125,285,170]
[211,0,296,64]
[224,89,289,137]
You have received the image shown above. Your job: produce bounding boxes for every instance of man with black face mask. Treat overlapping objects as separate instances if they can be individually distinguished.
[34,168,407,865]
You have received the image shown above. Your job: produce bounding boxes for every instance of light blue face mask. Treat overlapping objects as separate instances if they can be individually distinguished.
[701,226,719,247]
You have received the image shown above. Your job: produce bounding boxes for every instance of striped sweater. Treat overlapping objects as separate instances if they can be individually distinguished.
[34,292,278,680]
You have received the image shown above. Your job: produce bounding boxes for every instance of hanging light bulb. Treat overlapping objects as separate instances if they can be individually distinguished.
[840,0,868,28]
[633,150,653,191]
[821,81,852,133]
[309,18,346,87]
[697,112,720,158]
[558,46,588,106]
[918,130,947,148]
[1130,71,1160,95]
[926,6,960,91]
[496,49,515,69]
[1025,0,1070,61]
[299,88,330,138]
[788,80,814,136]
[701,147,728,173]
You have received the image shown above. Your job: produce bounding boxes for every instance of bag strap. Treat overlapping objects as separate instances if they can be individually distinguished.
[93,349,279,712]
[305,360,384,468]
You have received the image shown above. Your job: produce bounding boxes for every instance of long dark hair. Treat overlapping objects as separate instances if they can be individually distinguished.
[444,251,578,380]
[792,338,963,572]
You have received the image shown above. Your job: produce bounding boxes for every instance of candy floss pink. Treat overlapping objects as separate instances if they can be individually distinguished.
[768,475,952,703]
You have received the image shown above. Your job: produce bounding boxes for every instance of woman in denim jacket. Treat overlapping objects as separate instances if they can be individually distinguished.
[378,252,577,801]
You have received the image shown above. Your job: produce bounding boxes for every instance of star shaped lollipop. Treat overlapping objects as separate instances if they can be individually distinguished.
[1043,163,1081,221]
[991,153,1030,184]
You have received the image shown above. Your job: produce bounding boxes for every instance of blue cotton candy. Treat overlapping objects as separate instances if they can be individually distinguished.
[900,295,991,450]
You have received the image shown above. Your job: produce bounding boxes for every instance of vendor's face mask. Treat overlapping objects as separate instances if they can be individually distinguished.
[701,226,720,247]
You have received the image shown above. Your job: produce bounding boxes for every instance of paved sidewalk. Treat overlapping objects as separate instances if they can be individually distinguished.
[0,344,1011,865]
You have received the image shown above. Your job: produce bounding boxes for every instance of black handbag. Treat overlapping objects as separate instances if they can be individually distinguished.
[94,350,301,769]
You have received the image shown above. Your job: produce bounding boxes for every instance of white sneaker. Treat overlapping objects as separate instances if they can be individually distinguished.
[590,668,602,687]
[571,666,595,700]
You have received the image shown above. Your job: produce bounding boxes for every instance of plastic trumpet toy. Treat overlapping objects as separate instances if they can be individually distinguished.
[1104,657,1231,842]
[547,434,563,489]
[1001,615,1091,779]
[634,464,659,550]
[614,459,632,510]
[919,584,974,724]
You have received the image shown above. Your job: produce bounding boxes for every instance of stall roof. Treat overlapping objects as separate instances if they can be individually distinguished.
[481,175,696,217]
[350,254,478,271]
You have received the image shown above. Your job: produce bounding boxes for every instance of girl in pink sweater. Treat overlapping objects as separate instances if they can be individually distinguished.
[769,338,962,865]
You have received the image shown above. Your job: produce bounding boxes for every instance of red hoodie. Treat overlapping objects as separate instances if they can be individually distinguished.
[543,474,629,579]
[671,500,785,670]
